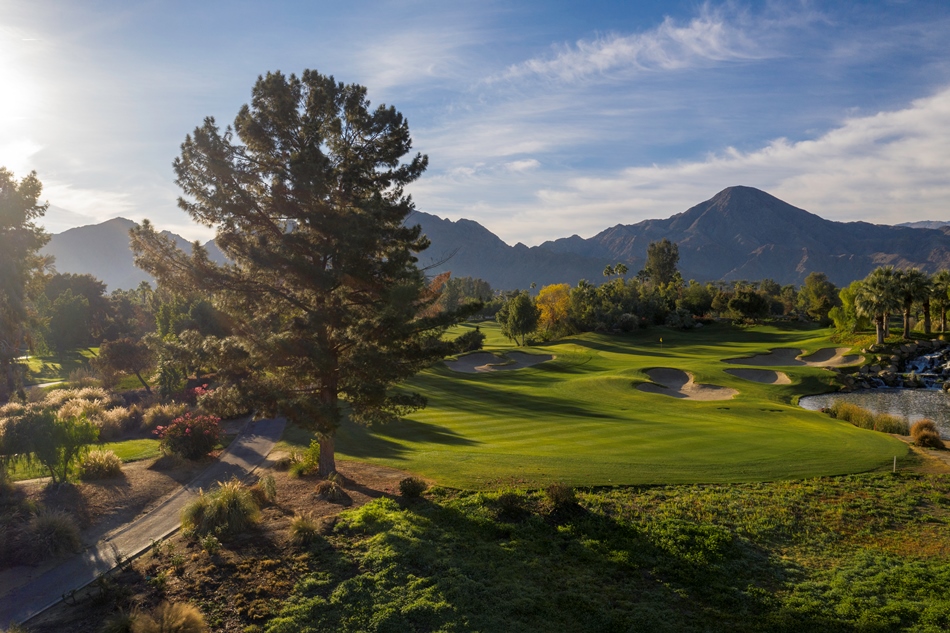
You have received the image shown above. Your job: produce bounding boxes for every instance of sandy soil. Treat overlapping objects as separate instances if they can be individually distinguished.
[724,368,792,385]
[725,347,862,368]
[637,368,738,401]
[445,351,554,373]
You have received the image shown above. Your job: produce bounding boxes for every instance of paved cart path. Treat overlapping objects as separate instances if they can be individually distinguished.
[0,416,286,627]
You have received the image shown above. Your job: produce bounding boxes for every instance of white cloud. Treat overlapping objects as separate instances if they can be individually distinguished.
[497,5,767,83]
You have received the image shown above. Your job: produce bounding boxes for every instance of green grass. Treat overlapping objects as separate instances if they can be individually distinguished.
[5,438,161,482]
[21,347,98,385]
[266,472,950,633]
[281,321,906,489]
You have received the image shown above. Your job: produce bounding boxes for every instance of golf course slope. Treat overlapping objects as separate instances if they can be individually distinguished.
[304,322,905,489]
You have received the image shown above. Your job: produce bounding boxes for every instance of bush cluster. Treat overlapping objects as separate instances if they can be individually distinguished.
[130,601,207,633]
[142,402,189,432]
[828,401,909,435]
[910,419,946,449]
[155,413,221,460]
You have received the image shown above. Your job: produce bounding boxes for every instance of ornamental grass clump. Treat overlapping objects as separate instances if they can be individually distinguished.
[130,601,208,633]
[911,419,946,449]
[290,513,319,546]
[19,508,81,563]
[141,402,188,432]
[828,401,909,435]
[181,479,260,537]
[79,449,123,480]
[155,413,221,460]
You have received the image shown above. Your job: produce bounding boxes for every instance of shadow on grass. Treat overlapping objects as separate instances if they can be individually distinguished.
[336,417,481,461]
[266,494,846,633]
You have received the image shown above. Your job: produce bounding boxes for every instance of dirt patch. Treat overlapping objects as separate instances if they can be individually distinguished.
[724,368,792,385]
[637,368,738,401]
[445,351,554,373]
[24,460,418,633]
[725,347,862,368]
[0,458,206,594]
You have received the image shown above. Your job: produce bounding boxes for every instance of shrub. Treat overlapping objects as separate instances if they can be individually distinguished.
[79,449,123,480]
[131,601,208,633]
[19,508,81,563]
[181,479,260,537]
[101,610,134,633]
[315,476,348,503]
[399,476,427,498]
[289,513,319,546]
[250,474,277,506]
[156,413,221,460]
[57,397,107,422]
[141,402,188,432]
[873,413,909,435]
[68,366,99,388]
[199,533,221,555]
[545,482,577,510]
[288,440,320,478]
[911,419,946,449]
[94,406,135,441]
[492,489,531,522]
[828,401,909,435]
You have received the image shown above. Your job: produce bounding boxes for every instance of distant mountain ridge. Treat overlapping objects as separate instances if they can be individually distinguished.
[898,220,950,230]
[41,187,950,291]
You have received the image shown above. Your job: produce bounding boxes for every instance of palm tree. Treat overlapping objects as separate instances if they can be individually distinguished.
[895,268,932,338]
[856,267,901,345]
[931,270,950,332]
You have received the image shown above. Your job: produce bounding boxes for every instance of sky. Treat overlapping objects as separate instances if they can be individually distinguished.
[3,0,950,244]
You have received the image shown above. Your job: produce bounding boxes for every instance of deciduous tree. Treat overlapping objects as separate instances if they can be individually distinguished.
[131,70,472,475]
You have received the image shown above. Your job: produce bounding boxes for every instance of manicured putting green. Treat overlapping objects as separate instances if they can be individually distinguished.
[321,322,906,489]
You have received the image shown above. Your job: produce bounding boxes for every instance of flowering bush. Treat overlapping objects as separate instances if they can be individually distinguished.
[155,413,222,459]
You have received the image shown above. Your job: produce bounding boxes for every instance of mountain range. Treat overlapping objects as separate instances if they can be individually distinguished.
[41,186,950,291]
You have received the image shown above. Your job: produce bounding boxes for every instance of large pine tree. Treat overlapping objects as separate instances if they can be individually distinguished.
[131,70,471,475]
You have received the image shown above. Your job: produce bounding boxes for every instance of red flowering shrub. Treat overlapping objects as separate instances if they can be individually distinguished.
[155,413,222,459]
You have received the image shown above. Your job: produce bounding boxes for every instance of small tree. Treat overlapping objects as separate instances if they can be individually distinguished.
[24,408,99,484]
[496,291,540,346]
[96,337,154,392]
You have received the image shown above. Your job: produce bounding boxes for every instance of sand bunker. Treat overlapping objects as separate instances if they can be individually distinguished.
[724,368,792,385]
[637,368,738,401]
[725,347,861,368]
[445,351,554,373]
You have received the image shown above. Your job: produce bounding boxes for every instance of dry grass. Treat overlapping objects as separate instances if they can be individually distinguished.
[131,601,207,633]
[141,403,188,432]
[79,450,123,480]
[289,512,319,546]
[19,508,81,563]
[181,479,260,537]
[829,401,910,435]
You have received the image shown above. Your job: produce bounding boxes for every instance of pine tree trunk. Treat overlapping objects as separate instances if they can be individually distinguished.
[903,305,912,339]
[318,433,336,477]
[924,300,932,334]
[876,316,885,345]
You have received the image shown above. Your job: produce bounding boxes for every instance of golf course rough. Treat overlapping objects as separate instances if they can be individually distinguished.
[317,322,907,489]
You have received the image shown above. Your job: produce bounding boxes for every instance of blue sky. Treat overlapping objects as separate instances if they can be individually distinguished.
[3,0,950,244]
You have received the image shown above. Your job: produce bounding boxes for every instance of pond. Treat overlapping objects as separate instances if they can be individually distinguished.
[799,389,950,438]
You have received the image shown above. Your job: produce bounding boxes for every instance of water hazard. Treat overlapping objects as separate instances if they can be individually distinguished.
[800,389,950,437]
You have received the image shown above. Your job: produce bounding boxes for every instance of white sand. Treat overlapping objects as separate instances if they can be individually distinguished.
[725,347,862,368]
[445,351,554,373]
[636,368,738,401]
[724,368,792,385]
